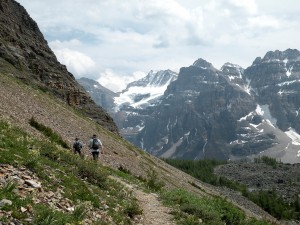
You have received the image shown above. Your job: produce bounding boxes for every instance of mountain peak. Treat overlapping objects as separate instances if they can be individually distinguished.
[114,69,178,111]
[126,69,178,90]
[262,49,300,62]
[192,58,216,70]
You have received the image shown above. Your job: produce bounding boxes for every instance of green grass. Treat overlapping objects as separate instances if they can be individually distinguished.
[164,158,300,221]
[0,118,281,225]
[162,189,271,225]
[0,120,142,224]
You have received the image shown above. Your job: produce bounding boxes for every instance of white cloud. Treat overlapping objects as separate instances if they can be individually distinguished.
[16,0,300,90]
[248,15,280,28]
[50,40,96,77]
[229,0,257,14]
[97,69,145,92]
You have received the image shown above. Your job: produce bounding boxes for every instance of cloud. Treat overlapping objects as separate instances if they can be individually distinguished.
[50,40,96,77]
[97,69,145,92]
[17,0,300,90]
[229,0,257,14]
[248,15,280,28]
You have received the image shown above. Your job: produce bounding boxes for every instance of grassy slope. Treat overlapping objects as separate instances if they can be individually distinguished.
[0,69,277,224]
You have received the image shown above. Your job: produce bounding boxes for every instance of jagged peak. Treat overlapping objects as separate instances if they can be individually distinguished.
[192,58,216,70]
[221,62,243,71]
[262,49,300,62]
[126,69,178,90]
[220,62,244,78]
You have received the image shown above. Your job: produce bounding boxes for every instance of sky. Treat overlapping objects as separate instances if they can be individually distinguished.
[17,0,300,92]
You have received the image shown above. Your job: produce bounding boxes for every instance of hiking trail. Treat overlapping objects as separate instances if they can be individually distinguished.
[110,176,175,225]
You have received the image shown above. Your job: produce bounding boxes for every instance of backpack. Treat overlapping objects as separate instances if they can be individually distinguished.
[92,138,100,150]
[74,141,82,151]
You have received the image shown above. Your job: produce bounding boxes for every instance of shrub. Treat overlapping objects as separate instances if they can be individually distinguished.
[145,169,165,191]
[29,117,69,148]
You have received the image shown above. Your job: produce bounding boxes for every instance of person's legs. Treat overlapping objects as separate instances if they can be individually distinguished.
[74,149,81,155]
[92,152,99,160]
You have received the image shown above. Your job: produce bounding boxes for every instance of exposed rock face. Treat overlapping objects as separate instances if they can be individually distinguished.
[106,54,300,162]
[0,0,118,133]
[135,59,264,160]
[245,49,300,133]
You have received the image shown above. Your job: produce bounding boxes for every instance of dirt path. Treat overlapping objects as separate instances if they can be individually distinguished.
[110,176,175,225]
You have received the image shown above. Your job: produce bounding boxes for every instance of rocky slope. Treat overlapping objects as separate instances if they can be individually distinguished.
[0,0,118,133]
[215,161,300,204]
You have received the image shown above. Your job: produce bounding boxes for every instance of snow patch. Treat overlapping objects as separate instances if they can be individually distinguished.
[230,140,248,144]
[244,78,252,95]
[285,127,300,146]
[259,105,277,127]
[277,80,298,87]
[238,111,253,121]
[114,82,169,111]
[255,105,263,115]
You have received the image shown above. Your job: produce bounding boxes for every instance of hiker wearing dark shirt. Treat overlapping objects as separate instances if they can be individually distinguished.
[73,137,83,156]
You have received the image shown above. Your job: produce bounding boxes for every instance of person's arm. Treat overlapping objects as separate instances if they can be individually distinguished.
[99,139,104,154]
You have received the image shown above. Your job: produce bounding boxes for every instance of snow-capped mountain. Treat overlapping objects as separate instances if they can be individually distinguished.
[80,49,300,164]
[114,70,178,111]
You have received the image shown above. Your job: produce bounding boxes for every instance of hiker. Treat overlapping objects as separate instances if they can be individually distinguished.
[88,134,104,160]
[73,137,83,157]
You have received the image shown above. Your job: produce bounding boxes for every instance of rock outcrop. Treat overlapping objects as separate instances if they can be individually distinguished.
[0,0,118,133]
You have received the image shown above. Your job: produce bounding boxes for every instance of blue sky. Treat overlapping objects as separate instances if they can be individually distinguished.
[17,0,300,92]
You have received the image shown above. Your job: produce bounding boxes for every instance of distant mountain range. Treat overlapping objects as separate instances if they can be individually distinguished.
[79,49,300,164]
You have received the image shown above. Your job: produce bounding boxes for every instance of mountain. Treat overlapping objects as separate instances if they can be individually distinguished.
[6,1,300,224]
[77,77,117,114]
[114,69,178,111]
[0,1,281,224]
[112,69,178,142]
[0,0,118,133]
[95,53,300,164]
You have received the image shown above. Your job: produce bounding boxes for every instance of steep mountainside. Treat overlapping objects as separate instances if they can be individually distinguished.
[244,49,300,135]
[0,0,118,133]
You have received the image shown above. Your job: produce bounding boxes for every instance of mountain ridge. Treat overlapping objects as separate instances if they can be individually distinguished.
[0,0,118,133]
[83,50,300,164]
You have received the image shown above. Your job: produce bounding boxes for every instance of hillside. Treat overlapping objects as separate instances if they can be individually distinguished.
[0,0,117,133]
[0,67,280,224]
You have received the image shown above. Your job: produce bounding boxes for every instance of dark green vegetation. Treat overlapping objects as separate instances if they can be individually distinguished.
[29,116,69,149]
[165,158,300,221]
[254,156,278,168]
